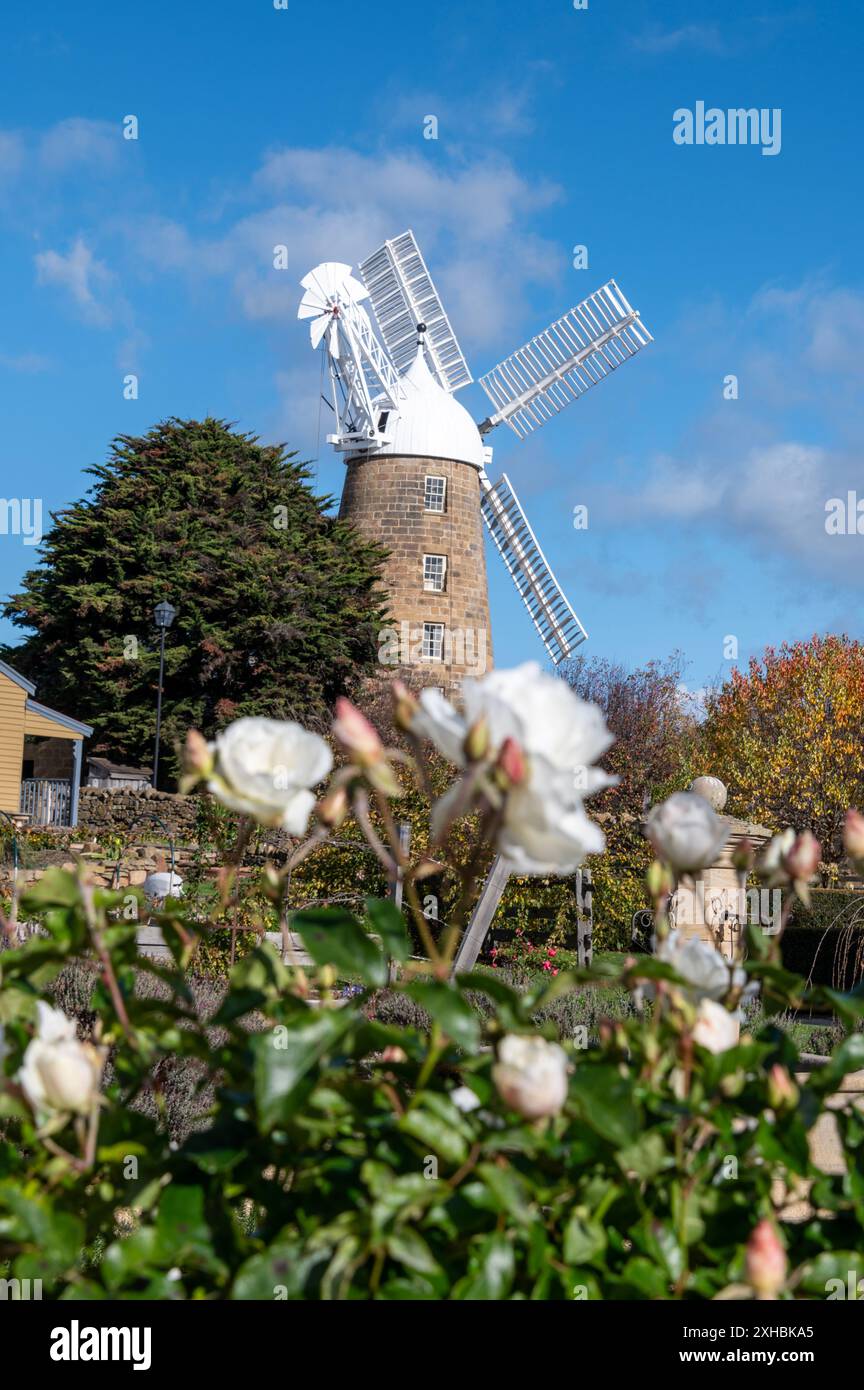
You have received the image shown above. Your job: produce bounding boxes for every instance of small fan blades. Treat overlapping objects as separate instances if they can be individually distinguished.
[298,262,370,352]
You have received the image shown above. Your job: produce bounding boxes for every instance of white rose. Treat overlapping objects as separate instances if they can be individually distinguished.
[17,1002,104,1119]
[646,792,728,873]
[492,1034,569,1120]
[411,663,615,875]
[207,717,333,833]
[657,931,749,1003]
[692,998,740,1054]
[451,1085,481,1113]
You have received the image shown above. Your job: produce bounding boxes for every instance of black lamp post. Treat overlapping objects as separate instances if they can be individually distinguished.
[152,600,177,788]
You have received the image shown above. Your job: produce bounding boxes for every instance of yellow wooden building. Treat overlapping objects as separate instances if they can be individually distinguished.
[0,660,93,827]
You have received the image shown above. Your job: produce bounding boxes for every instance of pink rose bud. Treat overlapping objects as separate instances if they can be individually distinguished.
[183,728,213,776]
[745,1220,787,1297]
[784,830,821,883]
[497,737,527,787]
[843,809,864,866]
[333,698,383,762]
[767,1064,799,1111]
[316,786,348,828]
[391,680,419,731]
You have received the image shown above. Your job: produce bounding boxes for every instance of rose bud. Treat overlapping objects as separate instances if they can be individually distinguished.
[758,828,796,887]
[767,1064,799,1111]
[463,717,490,762]
[843,809,864,868]
[333,698,384,761]
[646,859,675,900]
[496,736,527,788]
[732,837,756,875]
[316,785,349,828]
[179,728,214,791]
[745,1220,787,1298]
[785,830,821,883]
[391,679,419,731]
[333,698,401,797]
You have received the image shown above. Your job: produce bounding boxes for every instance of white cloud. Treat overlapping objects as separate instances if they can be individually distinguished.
[38,118,119,173]
[124,145,565,355]
[630,24,727,55]
[0,350,51,372]
[34,236,116,325]
[0,131,24,180]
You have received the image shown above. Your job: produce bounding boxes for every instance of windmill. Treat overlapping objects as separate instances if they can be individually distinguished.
[297,230,652,685]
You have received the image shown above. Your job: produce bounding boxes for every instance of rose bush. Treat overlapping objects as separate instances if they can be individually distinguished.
[1,668,863,1301]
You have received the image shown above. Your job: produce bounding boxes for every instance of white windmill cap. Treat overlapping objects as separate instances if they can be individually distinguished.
[360,346,485,469]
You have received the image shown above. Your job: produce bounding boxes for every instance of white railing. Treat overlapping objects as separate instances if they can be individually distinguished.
[20,778,72,827]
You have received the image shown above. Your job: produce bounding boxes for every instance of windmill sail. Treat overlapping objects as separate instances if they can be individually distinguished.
[478,280,652,439]
[480,472,587,664]
[359,230,473,393]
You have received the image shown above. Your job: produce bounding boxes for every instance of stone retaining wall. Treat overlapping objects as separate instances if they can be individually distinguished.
[77,786,200,841]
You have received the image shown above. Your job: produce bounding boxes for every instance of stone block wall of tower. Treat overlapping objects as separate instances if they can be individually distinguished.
[339,453,493,691]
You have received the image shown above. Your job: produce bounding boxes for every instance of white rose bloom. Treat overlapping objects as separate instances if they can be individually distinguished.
[208,717,333,833]
[17,1002,104,1119]
[657,931,749,1003]
[646,792,728,873]
[692,999,740,1054]
[411,663,615,875]
[451,1085,481,1113]
[492,1034,569,1120]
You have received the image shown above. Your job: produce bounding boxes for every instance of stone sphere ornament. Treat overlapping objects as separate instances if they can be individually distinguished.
[689,776,728,812]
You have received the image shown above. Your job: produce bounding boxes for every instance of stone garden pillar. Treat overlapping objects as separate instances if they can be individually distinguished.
[669,777,773,960]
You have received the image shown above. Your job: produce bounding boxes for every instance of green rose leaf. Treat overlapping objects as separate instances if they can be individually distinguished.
[403,981,481,1050]
[569,1065,641,1146]
[365,898,411,963]
[253,1008,354,1130]
[293,908,387,987]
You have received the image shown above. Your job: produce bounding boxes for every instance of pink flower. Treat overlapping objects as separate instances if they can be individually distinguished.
[745,1220,787,1298]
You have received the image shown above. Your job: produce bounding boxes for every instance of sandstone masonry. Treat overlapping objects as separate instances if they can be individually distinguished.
[339,454,493,689]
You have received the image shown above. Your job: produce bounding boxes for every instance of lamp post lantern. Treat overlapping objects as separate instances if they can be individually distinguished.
[152,600,177,788]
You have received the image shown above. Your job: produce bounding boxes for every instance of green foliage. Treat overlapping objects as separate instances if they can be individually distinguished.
[2,418,388,782]
[2,867,864,1301]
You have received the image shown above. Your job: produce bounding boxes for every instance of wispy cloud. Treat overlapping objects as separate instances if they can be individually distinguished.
[630,23,728,56]
[593,279,864,591]
[126,144,564,355]
[0,350,51,372]
[37,117,119,173]
[35,236,117,325]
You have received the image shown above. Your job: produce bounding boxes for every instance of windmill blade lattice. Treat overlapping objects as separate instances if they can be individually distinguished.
[359,231,474,393]
[479,280,652,439]
[480,472,587,664]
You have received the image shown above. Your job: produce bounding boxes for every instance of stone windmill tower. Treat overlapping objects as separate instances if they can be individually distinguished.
[298,233,652,691]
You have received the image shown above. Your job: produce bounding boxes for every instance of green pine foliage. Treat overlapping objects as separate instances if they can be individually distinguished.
[2,418,388,782]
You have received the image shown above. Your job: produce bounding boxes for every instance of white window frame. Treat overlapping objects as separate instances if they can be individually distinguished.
[421,622,445,662]
[423,553,447,592]
[424,475,447,513]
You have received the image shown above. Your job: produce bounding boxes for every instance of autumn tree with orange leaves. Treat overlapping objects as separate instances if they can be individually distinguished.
[702,635,864,862]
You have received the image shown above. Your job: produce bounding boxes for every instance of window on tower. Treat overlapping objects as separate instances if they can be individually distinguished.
[423,554,447,592]
[424,475,446,513]
[421,623,445,662]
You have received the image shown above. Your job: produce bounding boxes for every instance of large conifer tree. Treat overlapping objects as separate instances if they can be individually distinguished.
[3,418,387,783]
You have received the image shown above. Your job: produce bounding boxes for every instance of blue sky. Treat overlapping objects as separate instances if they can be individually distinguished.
[1,0,862,699]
